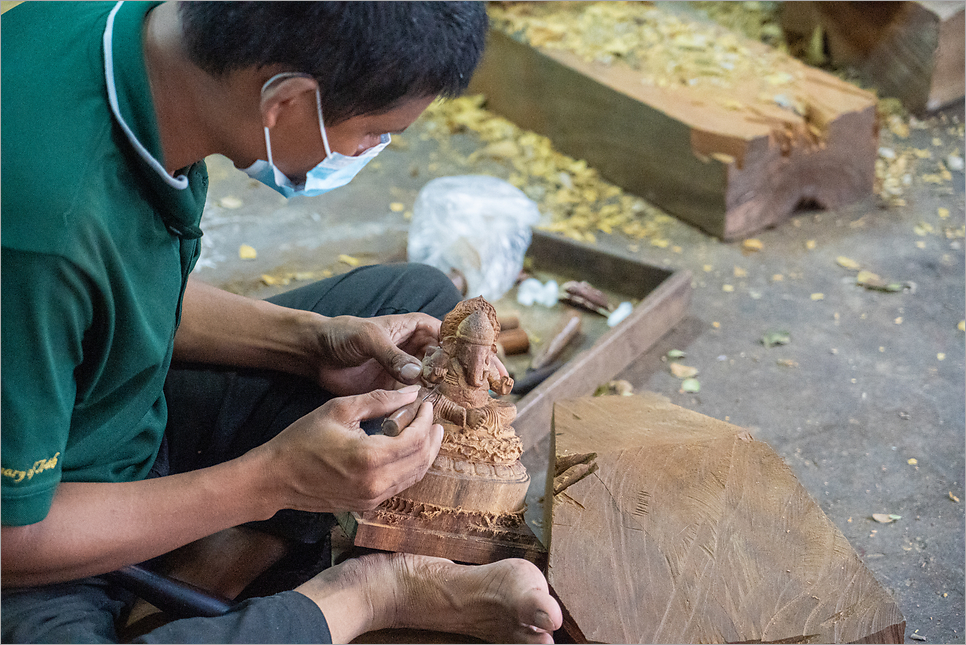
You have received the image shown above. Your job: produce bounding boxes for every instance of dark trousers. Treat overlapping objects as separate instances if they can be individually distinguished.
[1,263,462,644]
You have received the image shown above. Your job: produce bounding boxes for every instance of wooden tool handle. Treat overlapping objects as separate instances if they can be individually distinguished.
[531,313,582,370]
[497,327,530,355]
[498,313,520,331]
[381,397,424,437]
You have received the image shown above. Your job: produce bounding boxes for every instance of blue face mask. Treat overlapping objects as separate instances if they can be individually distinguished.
[242,73,391,198]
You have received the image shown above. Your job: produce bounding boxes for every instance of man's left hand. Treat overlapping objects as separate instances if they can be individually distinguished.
[311,314,440,395]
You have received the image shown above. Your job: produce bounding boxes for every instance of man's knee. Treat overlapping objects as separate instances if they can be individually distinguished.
[389,263,463,313]
[331,262,462,320]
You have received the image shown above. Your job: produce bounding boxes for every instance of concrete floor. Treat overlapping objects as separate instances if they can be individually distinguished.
[195,96,965,642]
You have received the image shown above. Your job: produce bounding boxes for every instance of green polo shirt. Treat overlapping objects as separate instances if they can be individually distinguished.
[1,1,209,526]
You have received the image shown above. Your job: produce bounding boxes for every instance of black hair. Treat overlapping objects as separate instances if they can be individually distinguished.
[178,2,488,124]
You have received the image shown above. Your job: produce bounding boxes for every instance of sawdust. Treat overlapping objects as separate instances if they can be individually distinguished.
[690,1,785,48]
[378,496,525,530]
[489,1,827,122]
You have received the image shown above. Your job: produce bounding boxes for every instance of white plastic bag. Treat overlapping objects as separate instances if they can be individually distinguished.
[407,176,540,301]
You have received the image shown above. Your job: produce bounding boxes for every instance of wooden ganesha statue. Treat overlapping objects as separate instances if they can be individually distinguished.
[393,296,529,517]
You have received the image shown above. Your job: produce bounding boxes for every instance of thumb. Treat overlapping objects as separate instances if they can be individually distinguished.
[327,385,422,424]
[368,330,423,384]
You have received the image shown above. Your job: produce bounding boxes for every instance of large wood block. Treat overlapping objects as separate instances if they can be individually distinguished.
[547,394,905,644]
[782,1,966,114]
[470,13,878,240]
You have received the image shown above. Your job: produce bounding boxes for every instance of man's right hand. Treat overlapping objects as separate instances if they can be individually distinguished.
[0,388,441,588]
[254,386,444,512]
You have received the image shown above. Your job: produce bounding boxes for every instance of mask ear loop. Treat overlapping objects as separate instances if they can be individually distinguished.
[259,72,329,165]
[263,126,276,167]
[315,88,333,158]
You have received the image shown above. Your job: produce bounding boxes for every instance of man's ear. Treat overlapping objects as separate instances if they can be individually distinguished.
[259,75,319,129]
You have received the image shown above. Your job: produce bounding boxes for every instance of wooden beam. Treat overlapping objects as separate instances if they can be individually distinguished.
[470,23,878,240]
[546,394,906,644]
[782,1,966,114]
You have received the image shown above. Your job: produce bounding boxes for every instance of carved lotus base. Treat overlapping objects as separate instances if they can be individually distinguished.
[393,455,529,516]
[340,494,546,566]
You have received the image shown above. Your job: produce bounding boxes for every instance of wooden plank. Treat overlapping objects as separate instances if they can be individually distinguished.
[470,22,878,240]
[546,394,906,644]
[782,1,965,113]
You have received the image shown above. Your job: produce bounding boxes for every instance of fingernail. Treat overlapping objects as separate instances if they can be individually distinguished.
[533,610,554,632]
[398,384,420,394]
[400,363,421,380]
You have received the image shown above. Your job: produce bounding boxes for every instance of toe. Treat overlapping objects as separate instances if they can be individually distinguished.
[532,609,557,633]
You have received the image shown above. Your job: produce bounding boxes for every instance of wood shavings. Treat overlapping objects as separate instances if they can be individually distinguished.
[218,196,244,209]
[680,377,701,393]
[338,254,361,267]
[421,95,674,243]
[741,238,763,253]
[560,280,612,314]
[593,380,634,397]
[670,362,699,379]
[874,145,916,206]
[261,269,333,287]
[261,274,288,286]
[836,256,862,270]
[945,225,965,239]
[238,244,257,260]
[690,1,785,47]
[855,270,907,293]
[761,330,790,348]
[489,2,817,120]
[872,513,901,524]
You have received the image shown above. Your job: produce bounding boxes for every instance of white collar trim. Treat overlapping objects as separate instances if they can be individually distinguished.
[103,1,188,190]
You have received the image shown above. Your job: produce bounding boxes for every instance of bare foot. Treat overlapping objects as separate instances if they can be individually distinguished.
[296,553,562,643]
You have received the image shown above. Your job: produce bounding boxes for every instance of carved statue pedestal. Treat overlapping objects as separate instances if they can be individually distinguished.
[339,497,545,568]
[340,427,545,567]
[395,455,530,515]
